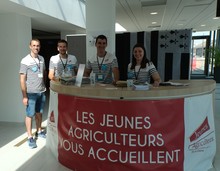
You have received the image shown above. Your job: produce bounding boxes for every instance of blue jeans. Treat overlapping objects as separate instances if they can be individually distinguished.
[26,92,46,117]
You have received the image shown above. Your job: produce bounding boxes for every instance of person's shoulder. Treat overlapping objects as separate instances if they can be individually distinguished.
[23,54,30,59]
[106,51,113,56]
[87,54,96,62]
[20,54,31,64]
[67,54,78,64]
[146,61,156,69]
[127,63,132,69]
[38,54,44,58]
[147,61,155,66]
[106,52,116,59]
[49,54,59,62]
[38,55,45,61]
[50,54,59,59]
[68,54,77,60]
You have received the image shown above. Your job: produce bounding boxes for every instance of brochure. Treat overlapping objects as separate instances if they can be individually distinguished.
[132,83,150,90]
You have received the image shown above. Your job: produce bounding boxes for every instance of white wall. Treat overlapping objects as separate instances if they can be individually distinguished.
[0,14,31,122]
[10,0,86,29]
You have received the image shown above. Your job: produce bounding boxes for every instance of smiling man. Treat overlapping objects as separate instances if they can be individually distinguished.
[48,39,78,80]
[84,35,119,84]
[19,39,47,149]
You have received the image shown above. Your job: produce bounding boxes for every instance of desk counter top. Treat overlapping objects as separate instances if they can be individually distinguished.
[50,79,216,100]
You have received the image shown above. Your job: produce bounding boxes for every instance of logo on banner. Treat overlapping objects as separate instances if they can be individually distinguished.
[48,110,57,134]
[188,117,214,151]
[50,111,55,123]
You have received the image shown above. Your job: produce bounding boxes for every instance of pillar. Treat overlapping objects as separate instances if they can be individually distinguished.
[86,0,116,57]
[0,14,32,122]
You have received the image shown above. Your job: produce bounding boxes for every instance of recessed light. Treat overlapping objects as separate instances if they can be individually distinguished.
[150,12,158,15]
[213,17,220,20]
[152,22,157,24]
[200,24,206,27]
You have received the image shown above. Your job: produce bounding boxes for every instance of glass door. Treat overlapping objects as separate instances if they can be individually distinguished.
[191,36,211,77]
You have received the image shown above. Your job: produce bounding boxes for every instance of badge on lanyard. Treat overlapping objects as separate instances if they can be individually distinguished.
[97,55,106,82]
[97,73,104,81]
[38,73,43,78]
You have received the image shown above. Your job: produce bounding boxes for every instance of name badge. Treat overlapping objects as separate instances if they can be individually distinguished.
[38,73,43,78]
[97,74,104,81]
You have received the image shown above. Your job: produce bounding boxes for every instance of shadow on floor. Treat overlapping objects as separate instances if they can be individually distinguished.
[0,92,49,148]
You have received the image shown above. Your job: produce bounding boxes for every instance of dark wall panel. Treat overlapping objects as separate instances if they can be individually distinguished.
[151,31,159,67]
[137,31,145,44]
[165,53,173,81]
[39,39,59,88]
[181,53,190,79]
[67,35,86,64]
[116,33,130,80]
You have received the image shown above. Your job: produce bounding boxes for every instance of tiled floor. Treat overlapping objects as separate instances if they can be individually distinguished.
[0,85,219,171]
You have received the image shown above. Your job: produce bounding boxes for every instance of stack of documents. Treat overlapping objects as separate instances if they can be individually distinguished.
[159,81,190,86]
[132,83,149,90]
[60,76,90,85]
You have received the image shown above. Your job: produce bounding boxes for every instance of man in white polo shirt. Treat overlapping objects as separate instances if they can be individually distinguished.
[48,39,78,80]
[19,39,47,149]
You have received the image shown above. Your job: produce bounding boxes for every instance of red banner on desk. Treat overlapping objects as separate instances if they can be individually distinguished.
[57,95,184,171]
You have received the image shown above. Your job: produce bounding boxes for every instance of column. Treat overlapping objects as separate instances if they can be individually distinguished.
[0,14,32,122]
[86,0,116,57]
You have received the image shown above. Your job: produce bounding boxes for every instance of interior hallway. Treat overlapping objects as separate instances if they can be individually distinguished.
[0,84,219,171]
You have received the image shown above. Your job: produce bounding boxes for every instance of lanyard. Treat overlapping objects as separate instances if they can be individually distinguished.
[31,54,40,71]
[59,55,68,70]
[134,66,141,80]
[97,56,105,72]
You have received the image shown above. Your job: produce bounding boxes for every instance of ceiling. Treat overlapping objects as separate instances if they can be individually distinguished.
[0,0,86,37]
[0,0,219,36]
[116,0,220,32]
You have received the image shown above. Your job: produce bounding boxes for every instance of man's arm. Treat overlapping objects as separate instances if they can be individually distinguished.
[20,74,28,106]
[151,72,161,87]
[84,68,92,77]
[48,69,55,80]
[112,67,120,83]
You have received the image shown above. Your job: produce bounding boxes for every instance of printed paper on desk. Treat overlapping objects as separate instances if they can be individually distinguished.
[160,82,190,86]
[75,64,85,87]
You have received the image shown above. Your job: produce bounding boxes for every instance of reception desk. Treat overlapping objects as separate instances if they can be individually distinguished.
[46,80,216,171]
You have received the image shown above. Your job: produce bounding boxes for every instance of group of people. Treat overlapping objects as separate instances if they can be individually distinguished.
[19,34,161,149]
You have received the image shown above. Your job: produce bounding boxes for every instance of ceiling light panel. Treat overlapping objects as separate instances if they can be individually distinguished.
[142,4,165,28]
[141,0,167,7]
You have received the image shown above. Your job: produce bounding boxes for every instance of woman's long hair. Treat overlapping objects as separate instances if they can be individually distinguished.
[130,43,150,70]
